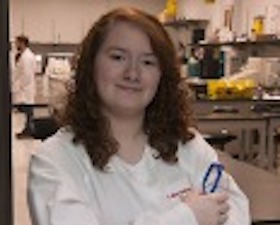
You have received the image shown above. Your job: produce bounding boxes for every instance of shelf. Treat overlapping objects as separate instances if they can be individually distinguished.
[194,39,280,47]
[163,19,208,28]
[30,42,79,47]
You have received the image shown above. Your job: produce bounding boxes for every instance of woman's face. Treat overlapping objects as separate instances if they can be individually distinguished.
[94,21,161,117]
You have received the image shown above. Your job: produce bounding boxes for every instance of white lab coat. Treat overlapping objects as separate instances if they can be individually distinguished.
[27,129,250,225]
[12,47,36,104]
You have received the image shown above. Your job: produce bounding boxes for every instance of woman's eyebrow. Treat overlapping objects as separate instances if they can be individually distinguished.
[106,46,155,57]
[106,46,127,53]
[142,52,156,57]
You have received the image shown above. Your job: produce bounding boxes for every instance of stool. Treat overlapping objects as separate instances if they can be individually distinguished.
[203,132,237,151]
[30,117,59,140]
[13,103,49,135]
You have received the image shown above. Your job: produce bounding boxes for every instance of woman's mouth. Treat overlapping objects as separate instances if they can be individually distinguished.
[117,84,141,92]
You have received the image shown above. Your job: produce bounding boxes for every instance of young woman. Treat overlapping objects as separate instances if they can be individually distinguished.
[28,7,250,225]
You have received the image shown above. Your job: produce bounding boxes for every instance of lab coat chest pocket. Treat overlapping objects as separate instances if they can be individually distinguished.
[162,175,192,202]
[155,162,192,202]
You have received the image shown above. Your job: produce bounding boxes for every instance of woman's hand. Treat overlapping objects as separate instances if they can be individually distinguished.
[180,190,230,225]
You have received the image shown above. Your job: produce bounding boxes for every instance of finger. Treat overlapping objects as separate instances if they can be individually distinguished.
[218,213,229,225]
[219,202,230,214]
[213,192,229,203]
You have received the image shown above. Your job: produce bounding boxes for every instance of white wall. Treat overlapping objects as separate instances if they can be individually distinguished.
[177,0,214,19]
[10,0,280,44]
[9,0,236,44]
[239,0,280,36]
[10,0,166,43]
[176,0,244,38]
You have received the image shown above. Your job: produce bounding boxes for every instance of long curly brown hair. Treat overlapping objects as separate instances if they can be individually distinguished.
[60,7,195,170]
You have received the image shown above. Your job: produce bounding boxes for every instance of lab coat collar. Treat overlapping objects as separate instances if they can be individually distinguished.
[106,144,158,174]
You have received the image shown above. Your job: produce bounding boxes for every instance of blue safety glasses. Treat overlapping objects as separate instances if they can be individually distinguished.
[202,162,224,193]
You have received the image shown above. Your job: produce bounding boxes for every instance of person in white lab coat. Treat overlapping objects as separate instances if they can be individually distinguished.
[12,35,37,138]
[27,7,250,225]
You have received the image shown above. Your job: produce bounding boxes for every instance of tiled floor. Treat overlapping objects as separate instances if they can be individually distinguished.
[13,112,41,225]
[12,110,280,225]
[13,74,65,225]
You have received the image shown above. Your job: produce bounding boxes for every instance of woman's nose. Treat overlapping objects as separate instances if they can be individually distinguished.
[123,60,140,82]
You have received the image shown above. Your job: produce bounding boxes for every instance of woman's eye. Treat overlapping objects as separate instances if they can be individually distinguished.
[143,59,158,66]
[110,54,125,61]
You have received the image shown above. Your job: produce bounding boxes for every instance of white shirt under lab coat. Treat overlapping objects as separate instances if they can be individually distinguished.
[27,128,250,225]
[12,47,36,104]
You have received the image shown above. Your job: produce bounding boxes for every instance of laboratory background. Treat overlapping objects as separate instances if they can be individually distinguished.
[7,0,280,224]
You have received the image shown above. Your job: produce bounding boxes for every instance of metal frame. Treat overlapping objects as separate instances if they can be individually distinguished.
[0,0,13,224]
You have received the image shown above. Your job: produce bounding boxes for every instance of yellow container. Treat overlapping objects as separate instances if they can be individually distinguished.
[165,0,177,17]
[253,16,264,35]
[207,79,256,100]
